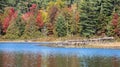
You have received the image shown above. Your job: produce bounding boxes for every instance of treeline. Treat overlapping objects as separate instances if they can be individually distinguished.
[0,0,120,39]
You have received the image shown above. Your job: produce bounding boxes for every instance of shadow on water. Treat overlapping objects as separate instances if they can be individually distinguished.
[0,42,120,67]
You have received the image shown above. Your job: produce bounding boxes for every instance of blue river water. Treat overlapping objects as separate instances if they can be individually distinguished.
[0,42,120,57]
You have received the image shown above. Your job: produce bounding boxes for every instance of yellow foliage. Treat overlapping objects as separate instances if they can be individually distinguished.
[47,1,55,11]
[47,0,65,11]
[71,4,77,11]
[39,10,48,23]
[55,0,65,8]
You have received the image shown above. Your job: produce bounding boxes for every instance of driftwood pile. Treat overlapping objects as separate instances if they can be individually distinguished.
[52,37,114,47]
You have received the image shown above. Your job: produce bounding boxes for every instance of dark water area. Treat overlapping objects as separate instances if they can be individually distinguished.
[0,42,120,67]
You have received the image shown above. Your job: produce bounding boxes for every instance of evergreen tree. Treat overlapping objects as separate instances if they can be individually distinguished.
[63,5,79,36]
[80,0,101,37]
[18,18,26,37]
[101,0,120,37]
[102,0,114,16]
[62,6,73,35]
[55,14,67,37]
[80,0,116,37]
[100,0,114,36]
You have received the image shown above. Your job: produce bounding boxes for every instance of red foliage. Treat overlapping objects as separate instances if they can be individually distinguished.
[113,13,119,19]
[112,19,118,26]
[22,12,32,21]
[114,28,119,33]
[112,13,119,26]
[3,7,17,33]
[8,7,15,17]
[112,13,120,36]
[30,4,37,13]
[30,4,37,10]
[36,12,44,28]
[13,11,18,18]
[22,4,37,21]
[3,17,11,33]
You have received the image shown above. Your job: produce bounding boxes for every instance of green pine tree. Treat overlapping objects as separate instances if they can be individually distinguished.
[79,0,116,37]
[101,0,120,36]
[80,0,101,37]
[55,14,67,37]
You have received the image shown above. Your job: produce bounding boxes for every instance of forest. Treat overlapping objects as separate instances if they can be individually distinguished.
[0,0,120,39]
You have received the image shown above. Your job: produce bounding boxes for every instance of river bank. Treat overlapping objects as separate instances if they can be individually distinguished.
[0,36,120,49]
[0,41,120,49]
[41,41,120,49]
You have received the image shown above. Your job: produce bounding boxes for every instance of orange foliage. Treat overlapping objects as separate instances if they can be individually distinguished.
[36,11,44,28]
[75,12,80,22]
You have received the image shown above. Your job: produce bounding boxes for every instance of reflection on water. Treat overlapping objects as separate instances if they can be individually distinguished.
[0,52,120,67]
[0,42,120,67]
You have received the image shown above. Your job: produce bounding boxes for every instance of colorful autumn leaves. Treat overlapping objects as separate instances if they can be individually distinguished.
[3,7,17,33]
[0,4,46,39]
[0,1,80,39]
[1,0,120,39]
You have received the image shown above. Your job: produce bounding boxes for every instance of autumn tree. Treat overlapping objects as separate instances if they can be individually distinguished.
[36,10,44,29]
[47,6,58,35]
[21,17,41,39]
[21,4,41,39]
[3,7,17,34]
[4,18,20,39]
